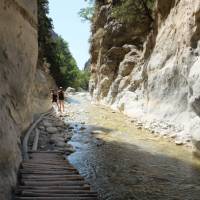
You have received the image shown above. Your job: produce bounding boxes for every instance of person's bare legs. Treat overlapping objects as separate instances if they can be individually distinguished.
[58,101,61,112]
[61,100,64,113]
[58,100,64,113]
[56,102,59,111]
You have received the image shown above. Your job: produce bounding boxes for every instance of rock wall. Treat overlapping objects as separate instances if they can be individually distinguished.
[0,1,52,199]
[89,0,200,149]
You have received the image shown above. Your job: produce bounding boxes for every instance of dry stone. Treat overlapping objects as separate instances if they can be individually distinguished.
[46,127,58,134]
[89,0,200,149]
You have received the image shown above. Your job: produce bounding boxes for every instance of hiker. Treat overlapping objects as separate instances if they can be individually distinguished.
[51,89,59,110]
[58,87,65,113]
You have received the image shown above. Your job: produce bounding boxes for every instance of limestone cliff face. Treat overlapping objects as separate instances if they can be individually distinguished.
[89,0,200,148]
[0,1,52,199]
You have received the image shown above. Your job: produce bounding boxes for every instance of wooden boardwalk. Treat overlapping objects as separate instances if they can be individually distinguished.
[15,151,98,200]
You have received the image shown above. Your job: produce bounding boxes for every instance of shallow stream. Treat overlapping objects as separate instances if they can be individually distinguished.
[65,93,200,200]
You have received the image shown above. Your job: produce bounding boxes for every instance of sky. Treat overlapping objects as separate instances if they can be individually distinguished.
[48,0,91,70]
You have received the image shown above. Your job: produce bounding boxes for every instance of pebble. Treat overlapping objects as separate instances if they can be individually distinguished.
[39,126,45,130]
[49,139,55,145]
[170,133,177,139]
[64,144,75,153]
[64,123,70,127]
[175,140,183,145]
[185,138,191,143]
[69,126,74,130]
[46,127,58,134]
[64,147,75,153]
[43,121,52,127]
[91,130,104,134]
[55,121,65,127]
[56,141,66,148]
[80,126,86,131]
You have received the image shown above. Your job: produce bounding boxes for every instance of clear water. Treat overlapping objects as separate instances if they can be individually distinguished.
[65,93,200,200]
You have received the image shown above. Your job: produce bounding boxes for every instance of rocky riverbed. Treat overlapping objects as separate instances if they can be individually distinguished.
[26,92,200,200]
[61,92,200,200]
[28,113,75,154]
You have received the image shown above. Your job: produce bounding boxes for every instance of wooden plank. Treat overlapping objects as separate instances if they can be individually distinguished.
[32,128,40,151]
[15,149,98,200]
[21,175,82,179]
[23,180,85,186]
[20,171,79,175]
[17,190,94,194]
[29,154,64,157]
[22,162,73,167]
[19,192,98,197]
[18,186,91,190]
[20,169,77,174]
[29,151,64,154]
[22,164,72,168]
[23,109,53,160]
[29,157,65,160]
[28,159,66,162]
[21,177,84,181]
[24,161,69,165]
[22,165,76,171]
[15,197,98,200]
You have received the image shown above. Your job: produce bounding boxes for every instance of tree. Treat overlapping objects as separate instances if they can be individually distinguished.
[78,0,94,22]
[38,0,53,63]
[112,0,155,24]
[38,0,90,90]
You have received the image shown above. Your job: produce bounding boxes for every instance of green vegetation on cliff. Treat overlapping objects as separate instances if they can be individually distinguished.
[78,0,94,22]
[38,0,90,90]
[112,0,155,24]
[79,0,154,24]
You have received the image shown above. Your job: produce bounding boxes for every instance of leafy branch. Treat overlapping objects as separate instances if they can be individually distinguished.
[78,0,95,22]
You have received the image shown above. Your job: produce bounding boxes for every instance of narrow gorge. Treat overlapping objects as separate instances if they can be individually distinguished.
[89,0,200,150]
[0,1,53,199]
[1,0,200,200]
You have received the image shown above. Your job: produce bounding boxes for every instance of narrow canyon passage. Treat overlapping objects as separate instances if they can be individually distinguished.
[2,0,200,199]
[64,93,200,200]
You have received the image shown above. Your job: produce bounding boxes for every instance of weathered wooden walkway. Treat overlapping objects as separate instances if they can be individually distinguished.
[15,151,98,200]
[14,110,98,200]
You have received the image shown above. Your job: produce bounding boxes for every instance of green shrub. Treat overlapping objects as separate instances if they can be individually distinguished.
[112,0,155,24]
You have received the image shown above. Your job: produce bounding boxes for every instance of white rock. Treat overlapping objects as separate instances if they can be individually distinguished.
[91,130,104,134]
